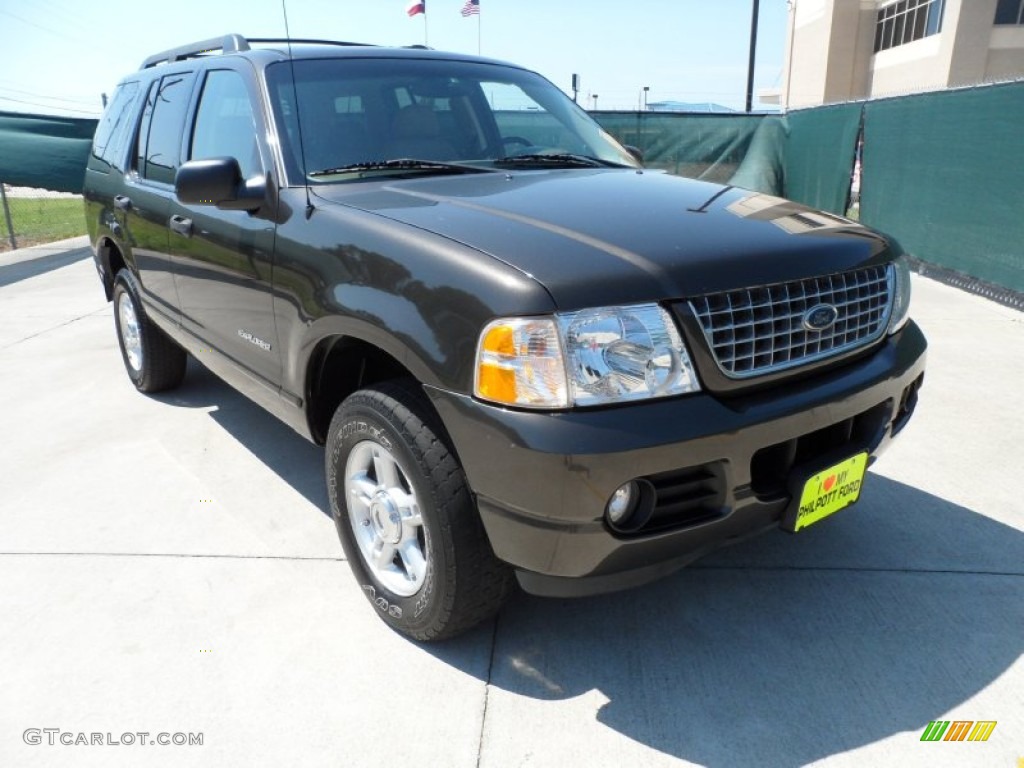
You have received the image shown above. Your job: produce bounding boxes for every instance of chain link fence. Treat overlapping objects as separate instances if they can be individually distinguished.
[0,183,86,253]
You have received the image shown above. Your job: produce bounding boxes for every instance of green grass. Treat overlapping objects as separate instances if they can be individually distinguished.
[1,196,86,251]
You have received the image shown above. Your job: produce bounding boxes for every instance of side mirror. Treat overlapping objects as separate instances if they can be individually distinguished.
[175,157,265,212]
[624,145,644,165]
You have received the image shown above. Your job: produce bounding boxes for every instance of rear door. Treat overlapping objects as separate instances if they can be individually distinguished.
[168,63,280,387]
[123,70,198,325]
[84,80,142,251]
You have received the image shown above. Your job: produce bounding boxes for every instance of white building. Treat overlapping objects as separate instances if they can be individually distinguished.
[773,0,1024,108]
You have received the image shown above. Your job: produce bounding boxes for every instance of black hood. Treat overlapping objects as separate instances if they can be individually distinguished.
[312,169,891,311]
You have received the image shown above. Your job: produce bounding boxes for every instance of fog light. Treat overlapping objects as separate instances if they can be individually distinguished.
[606,481,639,525]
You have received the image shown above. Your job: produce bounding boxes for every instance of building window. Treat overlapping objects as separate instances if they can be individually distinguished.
[874,0,946,53]
[995,0,1024,25]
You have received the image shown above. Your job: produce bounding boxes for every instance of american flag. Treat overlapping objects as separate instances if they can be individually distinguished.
[461,0,479,16]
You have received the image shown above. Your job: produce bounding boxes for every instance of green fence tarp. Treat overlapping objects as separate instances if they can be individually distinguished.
[729,116,786,195]
[783,102,862,214]
[2,92,1021,295]
[860,82,1024,292]
[0,111,97,193]
[593,112,781,193]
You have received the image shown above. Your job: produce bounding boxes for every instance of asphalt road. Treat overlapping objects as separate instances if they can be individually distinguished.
[2,237,1021,768]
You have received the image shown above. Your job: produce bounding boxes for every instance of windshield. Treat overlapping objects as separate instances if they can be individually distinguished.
[265,57,638,182]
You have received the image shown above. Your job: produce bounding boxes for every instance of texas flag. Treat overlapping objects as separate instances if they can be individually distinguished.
[407,0,425,16]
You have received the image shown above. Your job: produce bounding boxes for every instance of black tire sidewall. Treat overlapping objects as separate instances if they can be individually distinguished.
[326,394,454,638]
[112,274,146,389]
[111,269,186,393]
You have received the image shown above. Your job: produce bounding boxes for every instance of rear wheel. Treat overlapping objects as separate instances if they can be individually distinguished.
[112,270,187,393]
[326,380,513,641]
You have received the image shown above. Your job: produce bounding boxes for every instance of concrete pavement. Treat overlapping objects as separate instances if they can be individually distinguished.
[1,238,1021,767]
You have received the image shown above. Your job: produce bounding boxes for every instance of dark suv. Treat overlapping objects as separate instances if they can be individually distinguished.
[84,34,926,640]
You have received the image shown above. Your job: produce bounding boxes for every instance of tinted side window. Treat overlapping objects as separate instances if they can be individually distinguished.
[189,70,261,180]
[134,81,156,176]
[140,71,196,184]
[92,82,141,171]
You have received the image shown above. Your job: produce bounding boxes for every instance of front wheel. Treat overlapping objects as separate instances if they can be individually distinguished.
[326,380,513,641]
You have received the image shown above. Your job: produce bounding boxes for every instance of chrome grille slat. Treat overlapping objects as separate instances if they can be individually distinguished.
[688,265,893,379]
[704,302,884,325]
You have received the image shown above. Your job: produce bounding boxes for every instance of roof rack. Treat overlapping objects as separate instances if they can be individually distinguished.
[141,34,250,69]
[140,34,373,69]
[246,37,374,48]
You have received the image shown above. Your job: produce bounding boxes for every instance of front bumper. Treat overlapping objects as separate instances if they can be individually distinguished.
[426,321,927,597]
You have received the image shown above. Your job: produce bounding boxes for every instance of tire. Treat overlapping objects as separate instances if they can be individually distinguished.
[326,379,514,641]
[112,269,187,393]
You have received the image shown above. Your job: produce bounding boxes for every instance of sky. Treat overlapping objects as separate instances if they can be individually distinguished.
[0,0,790,118]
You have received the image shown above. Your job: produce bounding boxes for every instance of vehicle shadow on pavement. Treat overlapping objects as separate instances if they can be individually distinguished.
[0,246,90,288]
[447,478,1024,767]
[154,358,329,515]
[143,360,1022,765]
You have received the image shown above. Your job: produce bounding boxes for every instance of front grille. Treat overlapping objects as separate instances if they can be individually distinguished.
[689,265,893,378]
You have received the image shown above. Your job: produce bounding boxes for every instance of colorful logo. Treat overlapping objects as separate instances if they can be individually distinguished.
[920,720,997,742]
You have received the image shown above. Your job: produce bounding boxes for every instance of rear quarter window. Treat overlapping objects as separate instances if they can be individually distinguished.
[90,81,141,173]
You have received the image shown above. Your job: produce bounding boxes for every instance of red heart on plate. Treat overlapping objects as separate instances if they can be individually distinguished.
[823,475,836,492]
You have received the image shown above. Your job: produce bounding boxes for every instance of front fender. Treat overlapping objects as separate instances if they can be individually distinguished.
[272,189,555,400]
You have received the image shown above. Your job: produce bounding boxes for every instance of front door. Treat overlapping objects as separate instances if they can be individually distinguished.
[168,66,280,389]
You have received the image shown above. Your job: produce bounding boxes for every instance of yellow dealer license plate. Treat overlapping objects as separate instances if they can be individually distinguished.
[792,453,869,532]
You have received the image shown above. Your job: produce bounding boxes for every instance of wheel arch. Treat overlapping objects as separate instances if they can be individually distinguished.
[96,235,129,301]
[305,334,454,449]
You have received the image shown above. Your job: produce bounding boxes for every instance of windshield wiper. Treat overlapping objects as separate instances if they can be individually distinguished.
[308,159,490,178]
[493,153,620,168]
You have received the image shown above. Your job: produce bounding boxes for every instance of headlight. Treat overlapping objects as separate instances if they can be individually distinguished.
[474,303,700,408]
[559,304,700,405]
[888,256,912,334]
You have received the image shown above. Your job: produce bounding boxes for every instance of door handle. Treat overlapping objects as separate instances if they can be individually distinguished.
[113,195,131,211]
[169,215,193,237]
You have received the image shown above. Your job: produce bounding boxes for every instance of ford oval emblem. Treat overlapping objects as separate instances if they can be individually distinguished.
[802,304,839,332]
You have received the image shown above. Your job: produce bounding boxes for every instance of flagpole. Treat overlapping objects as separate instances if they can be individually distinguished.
[424,10,429,47]
[477,9,481,55]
